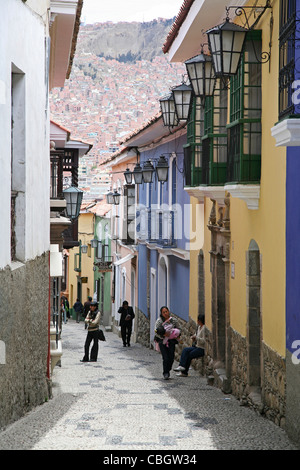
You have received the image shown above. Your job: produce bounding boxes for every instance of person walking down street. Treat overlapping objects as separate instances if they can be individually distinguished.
[73,298,83,323]
[61,296,70,321]
[155,306,180,380]
[174,314,206,377]
[61,298,67,324]
[83,296,92,329]
[118,301,135,347]
[80,301,101,362]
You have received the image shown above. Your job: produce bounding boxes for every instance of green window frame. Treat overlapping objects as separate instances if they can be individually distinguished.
[74,251,81,272]
[184,96,203,186]
[202,79,228,185]
[227,31,262,183]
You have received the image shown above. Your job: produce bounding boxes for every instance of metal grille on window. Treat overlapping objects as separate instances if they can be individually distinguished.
[279,0,296,120]
[184,96,203,186]
[202,79,227,185]
[123,185,135,244]
[227,33,262,183]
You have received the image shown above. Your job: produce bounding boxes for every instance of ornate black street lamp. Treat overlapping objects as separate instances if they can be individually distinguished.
[159,92,179,128]
[63,185,84,221]
[132,162,143,184]
[142,160,155,183]
[124,167,133,184]
[155,155,169,183]
[91,238,98,248]
[106,191,115,204]
[172,83,193,121]
[206,17,248,78]
[112,190,121,205]
[185,50,216,100]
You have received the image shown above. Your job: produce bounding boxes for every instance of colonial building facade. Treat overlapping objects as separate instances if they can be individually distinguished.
[0,0,82,429]
[163,0,290,435]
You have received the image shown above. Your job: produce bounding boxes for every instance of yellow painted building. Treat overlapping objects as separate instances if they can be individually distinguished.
[166,0,287,426]
[68,208,96,313]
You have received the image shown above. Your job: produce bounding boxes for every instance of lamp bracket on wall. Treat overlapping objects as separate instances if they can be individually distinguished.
[225,1,272,65]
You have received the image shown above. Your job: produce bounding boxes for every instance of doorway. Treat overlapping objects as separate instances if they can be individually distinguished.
[150,268,157,346]
[158,255,169,309]
[246,239,261,389]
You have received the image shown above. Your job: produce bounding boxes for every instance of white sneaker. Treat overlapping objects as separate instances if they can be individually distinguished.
[173,365,185,372]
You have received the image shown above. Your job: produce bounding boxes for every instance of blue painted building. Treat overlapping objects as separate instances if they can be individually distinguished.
[123,116,190,346]
[271,0,300,444]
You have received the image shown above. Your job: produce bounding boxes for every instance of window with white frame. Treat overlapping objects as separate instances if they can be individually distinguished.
[122,184,135,244]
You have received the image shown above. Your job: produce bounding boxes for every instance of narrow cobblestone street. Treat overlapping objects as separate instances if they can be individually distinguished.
[0,319,297,451]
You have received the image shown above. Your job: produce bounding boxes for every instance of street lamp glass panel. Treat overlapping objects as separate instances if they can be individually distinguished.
[206,19,247,77]
[156,155,169,183]
[142,160,155,183]
[63,185,83,220]
[185,53,216,98]
[132,163,143,184]
[159,93,179,128]
[172,83,193,121]
[81,244,88,254]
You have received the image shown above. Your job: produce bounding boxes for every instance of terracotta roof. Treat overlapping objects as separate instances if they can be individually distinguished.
[120,112,162,144]
[162,0,195,54]
[88,201,112,217]
[100,113,163,166]
[50,119,71,136]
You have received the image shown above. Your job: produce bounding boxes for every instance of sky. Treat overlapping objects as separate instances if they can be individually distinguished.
[81,0,184,24]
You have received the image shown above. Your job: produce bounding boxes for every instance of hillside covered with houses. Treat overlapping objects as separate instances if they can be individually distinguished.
[50,19,185,200]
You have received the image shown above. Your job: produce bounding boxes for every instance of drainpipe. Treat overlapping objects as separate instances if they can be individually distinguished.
[47,250,51,379]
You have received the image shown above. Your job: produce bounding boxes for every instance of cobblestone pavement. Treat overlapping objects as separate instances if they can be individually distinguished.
[0,319,298,451]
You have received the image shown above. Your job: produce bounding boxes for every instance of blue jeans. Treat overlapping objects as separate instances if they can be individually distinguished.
[179,347,204,374]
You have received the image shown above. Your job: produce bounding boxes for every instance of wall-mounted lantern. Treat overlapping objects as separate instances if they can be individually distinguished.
[206,3,271,79]
[112,190,121,205]
[91,238,98,248]
[159,92,179,128]
[124,167,133,184]
[63,185,84,221]
[171,82,193,121]
[106,191,115,204]
[185,49,216,100]
[155,155,169,183]
[206,18,248,78]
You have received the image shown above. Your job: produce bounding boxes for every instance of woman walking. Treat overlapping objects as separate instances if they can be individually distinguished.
[154,306,180,380]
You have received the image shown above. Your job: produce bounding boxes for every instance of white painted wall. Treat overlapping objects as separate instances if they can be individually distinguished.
[0,0,50,269]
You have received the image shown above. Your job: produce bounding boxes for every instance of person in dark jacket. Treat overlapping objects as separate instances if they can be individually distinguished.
[81,301,101,362]
[154,306,180,380]
[83,296,92,329]
[118,300,135,347]
[73,298,83,323]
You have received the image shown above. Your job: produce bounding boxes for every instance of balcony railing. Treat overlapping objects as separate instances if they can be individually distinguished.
[184,144,202,187]
[227,122,261,183]
[50,150,64,199]
[137,206,176,247]
[202,136,227,185]
[94,256,113,272]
